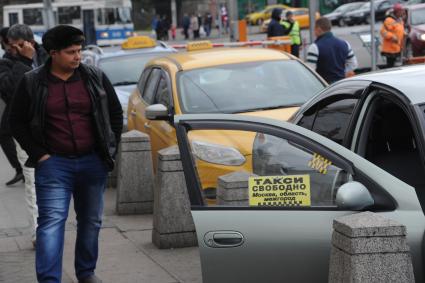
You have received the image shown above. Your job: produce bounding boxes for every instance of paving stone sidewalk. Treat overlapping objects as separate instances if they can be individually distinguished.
[0,150,202,283]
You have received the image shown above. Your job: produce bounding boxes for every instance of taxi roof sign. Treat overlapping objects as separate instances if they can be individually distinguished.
[121,36,156,50]
[186,40,213,51]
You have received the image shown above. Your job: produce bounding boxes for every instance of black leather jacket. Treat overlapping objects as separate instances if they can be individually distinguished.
[8,59,123,170]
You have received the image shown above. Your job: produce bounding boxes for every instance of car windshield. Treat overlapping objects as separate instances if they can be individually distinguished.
[177,60,325,114]
[99,52,170,86]
[411,8,425,25]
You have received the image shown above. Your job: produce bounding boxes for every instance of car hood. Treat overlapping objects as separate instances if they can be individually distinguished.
[324,12,342,19]
[114,84,136,108]
[412,24,425,33]
[345,9,368,16]
[247,12,262,18]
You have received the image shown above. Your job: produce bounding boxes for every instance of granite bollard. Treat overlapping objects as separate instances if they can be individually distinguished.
[217,171,257,205]
[152,145,197,249]
[329,211,414,283]
[116,130,154,215]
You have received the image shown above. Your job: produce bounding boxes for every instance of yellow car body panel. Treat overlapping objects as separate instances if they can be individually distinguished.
[246,4,291,25]
[127,48,322,195]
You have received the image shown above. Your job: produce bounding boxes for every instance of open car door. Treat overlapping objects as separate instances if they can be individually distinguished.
[171,114,425,283]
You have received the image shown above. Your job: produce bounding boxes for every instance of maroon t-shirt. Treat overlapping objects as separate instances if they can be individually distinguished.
[45,71,95,156]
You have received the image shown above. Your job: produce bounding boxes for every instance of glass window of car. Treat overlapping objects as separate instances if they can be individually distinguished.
[23,8,43,25]
[187,129,352,207]
[298,97,358,145]
[177,60,325,114]
[98,52,169,86]
[153,75,171,108]
[142,68,161,104]
[379,1,391,10]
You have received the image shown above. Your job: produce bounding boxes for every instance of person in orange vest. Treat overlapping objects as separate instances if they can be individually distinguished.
[380,3,405,68]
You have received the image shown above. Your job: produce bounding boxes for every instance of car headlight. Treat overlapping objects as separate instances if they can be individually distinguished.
[192,140,246,166]
[125,31,132,37]
[100,32,109,38]
[418,33,425,41]
[358,13,364,17]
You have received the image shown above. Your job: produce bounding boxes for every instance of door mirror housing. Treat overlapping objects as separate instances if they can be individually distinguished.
[336,181,374,210]
[146,104,170,121]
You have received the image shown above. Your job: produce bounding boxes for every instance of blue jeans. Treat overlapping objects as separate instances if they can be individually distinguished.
[35,153,108,283]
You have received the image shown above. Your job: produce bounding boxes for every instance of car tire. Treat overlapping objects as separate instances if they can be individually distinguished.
[338,18,345,27]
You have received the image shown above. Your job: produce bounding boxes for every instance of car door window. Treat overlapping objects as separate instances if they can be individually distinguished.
[153,75,171,108]
[141,68,161,105]
[379,1,391,11]
[298,97,359,145]
[185,128,353,208]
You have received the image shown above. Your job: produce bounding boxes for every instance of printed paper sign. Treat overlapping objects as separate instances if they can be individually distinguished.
[248,175,311,207]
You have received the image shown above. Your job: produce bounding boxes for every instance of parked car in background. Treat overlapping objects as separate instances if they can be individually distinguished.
[127,45,326,200]
[261,8,320,32]
[82,36,176,128]
[324,2,366,26]
[343,0,392,25]
[405,3,425,56]
[245,4,290,25]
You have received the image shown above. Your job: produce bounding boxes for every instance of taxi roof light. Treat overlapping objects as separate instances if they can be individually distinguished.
[121,36,156,50]
[186,40,213,51]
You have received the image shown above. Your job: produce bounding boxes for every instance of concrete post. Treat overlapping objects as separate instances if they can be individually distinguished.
[116,130,154,215]
[152,145,197,249]
[329,212,414,283]
[217,171,257,206]
[171,0,177,28]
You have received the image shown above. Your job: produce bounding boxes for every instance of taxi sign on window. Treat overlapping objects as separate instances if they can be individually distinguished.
[186,40,213,51]
[121,36,156,50]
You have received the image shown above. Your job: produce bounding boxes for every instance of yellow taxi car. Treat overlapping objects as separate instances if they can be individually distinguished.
[245,4,290,25]
[127,43,326,199]
[261,8,321,32]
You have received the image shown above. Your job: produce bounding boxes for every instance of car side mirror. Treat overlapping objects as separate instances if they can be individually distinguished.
[145,104,170,121]
[335,181,374,210]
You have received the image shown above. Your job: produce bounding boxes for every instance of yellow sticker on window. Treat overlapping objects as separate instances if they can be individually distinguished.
[248,175,311,207]
[308,153,332,174]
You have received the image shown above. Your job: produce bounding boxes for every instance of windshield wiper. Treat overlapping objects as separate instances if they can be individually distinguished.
[113,81,137,86]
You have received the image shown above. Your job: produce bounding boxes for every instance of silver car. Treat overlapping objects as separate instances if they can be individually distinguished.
[144,107,425,282]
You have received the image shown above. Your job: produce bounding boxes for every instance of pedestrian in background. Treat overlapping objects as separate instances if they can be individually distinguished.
[9,25,123,283]
[281,10,301,57]
[182,13,190,40]
[306,17,358,84]
[204,12,213,37]
[191,14,200,39]
[267,8,285,38]
[0,27,23,186]
[381,3,405,68]
[0,24,48,248]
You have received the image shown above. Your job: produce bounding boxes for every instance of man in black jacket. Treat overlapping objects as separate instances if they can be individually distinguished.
[0,24,48,249]
[267,8,285,38]
[9,25,123,283]
[0,27,23,186]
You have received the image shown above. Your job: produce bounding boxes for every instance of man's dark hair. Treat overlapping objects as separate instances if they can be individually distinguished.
[286,10,293,17]
[42,25,85,53]
[0,27,9,45]
[315,17,332,32]
[7,24,34,41]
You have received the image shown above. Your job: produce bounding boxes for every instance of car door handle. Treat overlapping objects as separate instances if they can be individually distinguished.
[204,231,244,248]
[144,122,151,129]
